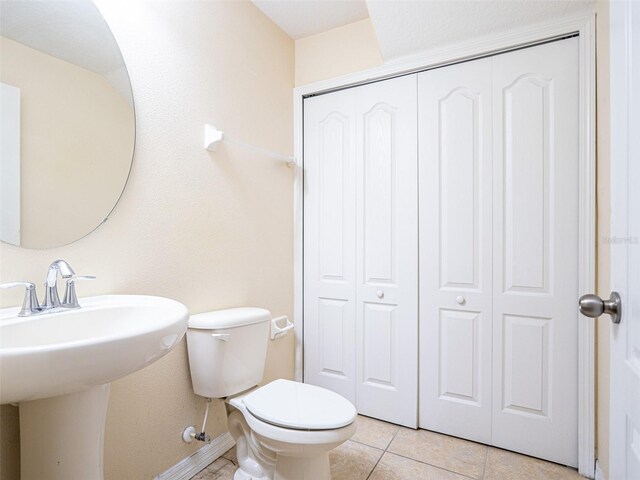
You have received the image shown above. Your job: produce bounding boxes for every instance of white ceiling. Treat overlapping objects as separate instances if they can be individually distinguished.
[253,0,595,62]
[0,0,132,104]
[251,0,369,39]
[365,0,595,60]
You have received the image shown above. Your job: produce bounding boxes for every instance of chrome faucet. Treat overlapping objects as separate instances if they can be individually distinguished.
[0,260,95,316]
[43,259,75,309]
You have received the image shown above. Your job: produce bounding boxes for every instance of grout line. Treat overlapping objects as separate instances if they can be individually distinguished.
[381,451,478,480]
[364,449,385,480]
[363,427,401,480]
[356,420,480,480]
[349,438,387,451]
[482,447,489,479]
[385,428,401,451]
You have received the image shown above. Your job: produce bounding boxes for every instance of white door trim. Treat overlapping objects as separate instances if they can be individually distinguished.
[292,12,596,477]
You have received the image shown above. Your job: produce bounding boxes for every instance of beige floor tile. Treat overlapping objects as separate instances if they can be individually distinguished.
[191,457,237,480]
[222,445,237,465]
[351,415,401,450]
[483,448,582,480]
[329,439,384,480]
[388,428,487,479]
[369,452,473,480]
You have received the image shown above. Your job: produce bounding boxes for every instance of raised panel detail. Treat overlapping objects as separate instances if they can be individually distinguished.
[439,309,480,405]
[503,75,552,294]
[319,113,349,281]
[362,302,396,389]
[502,314,550,417]
[363,103,396,285]
[318,298,348,377]
[439,88,480,290]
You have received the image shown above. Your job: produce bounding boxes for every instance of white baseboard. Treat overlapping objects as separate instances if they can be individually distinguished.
[155,432,235,480]
[594,459,605,480]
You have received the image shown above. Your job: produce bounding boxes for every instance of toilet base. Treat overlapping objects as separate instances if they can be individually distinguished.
[228,409,275,479]
[227,403,352,480]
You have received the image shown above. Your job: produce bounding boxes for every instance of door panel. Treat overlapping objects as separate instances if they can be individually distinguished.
[502,75,551,293]
[501,314,550,417]
[362,302,397,387]
[492,37,579,467]
[419,58,493,443]
[610,2,640,478]
[303,89,357,403]
[362,104,396,285]
[355,75,418,428]
[438,309,482,404]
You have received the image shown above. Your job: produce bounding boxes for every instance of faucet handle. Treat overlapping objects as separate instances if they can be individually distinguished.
[0,281,41,316]
[0,281,35,289]
[63,276,96,309]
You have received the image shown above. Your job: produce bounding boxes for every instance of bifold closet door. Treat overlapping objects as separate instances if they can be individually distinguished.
[418,58,493,443]
[303,87,357,403]
[354,76,418,428]
[419,36,580,467]
[303,75,419,428]
[491,37,579,467]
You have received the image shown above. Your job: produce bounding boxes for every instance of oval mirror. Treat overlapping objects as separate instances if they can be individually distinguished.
[0,0,134,249]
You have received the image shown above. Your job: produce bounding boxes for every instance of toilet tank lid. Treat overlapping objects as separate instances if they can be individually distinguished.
[188,307,271,329]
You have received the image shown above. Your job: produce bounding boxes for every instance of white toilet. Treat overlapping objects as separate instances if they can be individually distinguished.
[186,307,357,480]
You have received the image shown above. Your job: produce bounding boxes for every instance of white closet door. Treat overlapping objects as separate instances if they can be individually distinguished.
[355,75,418,428]
[418,58,493,442]
[303,88,357,403]
[492,37,579,466]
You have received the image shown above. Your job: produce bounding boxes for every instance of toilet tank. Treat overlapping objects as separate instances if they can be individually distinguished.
[187,307,271,398]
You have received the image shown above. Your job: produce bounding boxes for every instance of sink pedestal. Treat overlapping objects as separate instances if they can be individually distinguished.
[20,384,110,480]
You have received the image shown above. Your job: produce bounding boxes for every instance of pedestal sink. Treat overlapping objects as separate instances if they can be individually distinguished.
[0,294,188,480]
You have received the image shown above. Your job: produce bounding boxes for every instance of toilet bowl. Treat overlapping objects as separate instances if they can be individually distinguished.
[227,379,356,480]
[186,308,357,480]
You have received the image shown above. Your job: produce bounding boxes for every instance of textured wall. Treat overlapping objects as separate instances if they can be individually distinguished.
[295,19,383,86]
[0,1,294,478]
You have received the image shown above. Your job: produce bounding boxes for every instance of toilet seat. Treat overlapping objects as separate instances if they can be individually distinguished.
[242,379,356,431]
[228,394,356,447]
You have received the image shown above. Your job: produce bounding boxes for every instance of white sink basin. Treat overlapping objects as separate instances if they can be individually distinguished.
[0,294,188,405]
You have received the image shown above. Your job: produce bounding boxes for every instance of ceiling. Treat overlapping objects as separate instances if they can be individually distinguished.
[253,0,595,62]
[367,0,595,60]
[251,0,369,39]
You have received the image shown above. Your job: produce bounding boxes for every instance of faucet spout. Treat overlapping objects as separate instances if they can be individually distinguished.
[46,260,75,287]
[43,260,76,309]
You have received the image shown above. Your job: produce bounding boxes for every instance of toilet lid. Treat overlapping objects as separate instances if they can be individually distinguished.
[243,379,357,430]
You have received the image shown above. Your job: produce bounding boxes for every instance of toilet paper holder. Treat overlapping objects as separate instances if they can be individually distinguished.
[270,315,294,340]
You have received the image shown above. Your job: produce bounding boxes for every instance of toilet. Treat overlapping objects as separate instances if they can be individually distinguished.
[186,307,357,480]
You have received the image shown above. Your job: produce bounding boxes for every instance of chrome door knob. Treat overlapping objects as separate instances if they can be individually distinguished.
[579,292,621,324]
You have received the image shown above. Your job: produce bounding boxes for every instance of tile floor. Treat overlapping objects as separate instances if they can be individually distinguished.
[192,415,583,480]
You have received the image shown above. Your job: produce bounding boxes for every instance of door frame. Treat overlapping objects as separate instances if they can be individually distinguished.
[292,12,596,477]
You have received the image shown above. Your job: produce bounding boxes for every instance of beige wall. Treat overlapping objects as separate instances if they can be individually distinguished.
[295,19,383,86]
[0,36,134,249]
[596,1,611,477]
[0,1,294,479]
